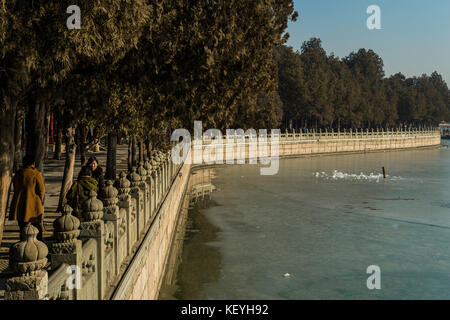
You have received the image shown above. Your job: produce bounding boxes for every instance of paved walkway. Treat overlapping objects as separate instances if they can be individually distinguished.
[0,144,130,298]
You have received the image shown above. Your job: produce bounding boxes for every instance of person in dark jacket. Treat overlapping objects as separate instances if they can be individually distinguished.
[86,156,105,191]
[66,166,98,221]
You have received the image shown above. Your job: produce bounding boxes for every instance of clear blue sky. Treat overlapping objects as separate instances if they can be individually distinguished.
[286,0,450,84]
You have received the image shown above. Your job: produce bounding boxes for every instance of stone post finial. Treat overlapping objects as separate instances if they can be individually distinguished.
[100,180,119,208]
[6,224,49,300]
[50,205,82,273]
[128,167,141,191]
[137,162,148,179]
[116,171,131,201]
[9,224,48,275]
[144,159,153,173]
[151,157,158,169]
[82,191,104,221]
[53,205,80,242]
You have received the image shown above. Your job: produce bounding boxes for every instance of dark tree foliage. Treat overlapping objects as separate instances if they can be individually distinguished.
[0,1,297,242]
[275,39,450,130]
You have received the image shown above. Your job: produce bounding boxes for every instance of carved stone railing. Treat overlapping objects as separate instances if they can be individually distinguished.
[48,263,72,300]
[4,149,181,300]
[199,127,441,145]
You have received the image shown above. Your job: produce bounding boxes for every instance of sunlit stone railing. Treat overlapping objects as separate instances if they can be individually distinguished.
[199,127,441,145]
[4,150,181,300]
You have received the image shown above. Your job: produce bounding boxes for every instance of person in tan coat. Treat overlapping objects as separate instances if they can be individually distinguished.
[9,155,45,240]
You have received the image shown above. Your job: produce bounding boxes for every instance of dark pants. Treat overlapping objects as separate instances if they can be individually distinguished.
[18,220,44,241]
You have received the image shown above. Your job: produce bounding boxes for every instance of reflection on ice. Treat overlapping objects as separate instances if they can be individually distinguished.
[313,170,402,182]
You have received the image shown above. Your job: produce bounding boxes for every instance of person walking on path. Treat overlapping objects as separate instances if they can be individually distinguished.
[66,166,98,221]
[9,155,45,241]
[86,156,105,191]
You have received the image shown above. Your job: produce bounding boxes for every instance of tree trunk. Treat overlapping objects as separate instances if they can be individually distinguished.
[131,136,138,168]
[146,139,152,159]
[105,131,117,181]
[26,101,47,174]
[0,101,17,244]
[13,110,24,172]
[53,121,63,160]
[138,139,144,164]
[77,123,88,166]
[127,138,133,171]
[57,126,77,212]
[44,111,51,160]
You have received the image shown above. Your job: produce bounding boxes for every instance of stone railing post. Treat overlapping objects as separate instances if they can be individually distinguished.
[50,205,82,299]
[51,205,82,270]
[128,167,143,238]
[137,162,149,226]
[165,152,170,191]
[79,191,105,300]
[167,151,173,184]
[156,154,163,204]
[100,180,120,282]
[115,171,134,256]
[144,159,154,218]
[6,224,49,300]
[166,152,171,190]
[162,151,168,195]
[157,152,164,195]
[150,156,159,211]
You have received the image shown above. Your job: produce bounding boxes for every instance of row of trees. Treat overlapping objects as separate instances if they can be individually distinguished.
[0,1,297,243]
[275,38,450,130]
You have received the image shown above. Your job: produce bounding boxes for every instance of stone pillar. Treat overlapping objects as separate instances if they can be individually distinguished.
[151,157,159,209]
[6,224,49,300]
[128,167,144,239]
[79,191,106,300]
[162,153,167,194]
[151,165,158,214]
[50,205,82,300]
[100,180,120,280]
[164,154,169,193]
[160,151,166,195]
[158,151,166,196]
[116,171,133,256]
[165,151,171,186]
[169,150,174,183]
[144,159,154,218]
[167,152,172,186]
[156,156,163,205]
[137,162,149,226]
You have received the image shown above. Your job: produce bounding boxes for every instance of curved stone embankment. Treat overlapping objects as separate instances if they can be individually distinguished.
[120,130,440,300]
[192,129,441,164]
[1,129,441,300]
